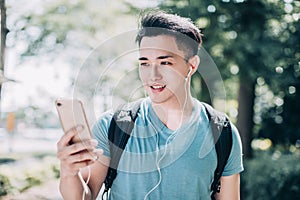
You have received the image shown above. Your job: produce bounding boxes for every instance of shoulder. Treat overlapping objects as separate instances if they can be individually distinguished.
[228,122,243,159]
[195,100,244,175]
[91,98,148,133]
[91,110,114,136]
[223,122,244,176]
[230,122,242,143]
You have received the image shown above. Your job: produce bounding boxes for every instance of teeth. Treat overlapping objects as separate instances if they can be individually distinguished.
[152,85,165,89]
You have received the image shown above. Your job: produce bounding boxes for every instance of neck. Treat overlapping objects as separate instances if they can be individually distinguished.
[151,93,194,131]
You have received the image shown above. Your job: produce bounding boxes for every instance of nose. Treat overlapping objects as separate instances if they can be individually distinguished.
[150,64,162,81]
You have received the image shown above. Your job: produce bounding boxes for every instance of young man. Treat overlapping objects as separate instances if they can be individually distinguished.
[57,11,243,200]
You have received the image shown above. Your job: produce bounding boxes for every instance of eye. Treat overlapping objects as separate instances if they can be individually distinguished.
[140,62,150,67]
[160,61,173,66]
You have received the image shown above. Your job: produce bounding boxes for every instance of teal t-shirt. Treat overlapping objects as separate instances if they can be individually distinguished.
[92,98,244,200]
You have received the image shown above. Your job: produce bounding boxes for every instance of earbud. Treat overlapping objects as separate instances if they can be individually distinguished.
[184,67,192,81]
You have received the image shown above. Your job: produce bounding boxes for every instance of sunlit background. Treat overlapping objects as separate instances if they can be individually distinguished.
[0,0,299,199]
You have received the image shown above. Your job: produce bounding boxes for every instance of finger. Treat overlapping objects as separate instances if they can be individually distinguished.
[94,149,110,166]
[57,125,84,148]
[66,147,103,164]
[66,124,84,135]
[92,149,104,161]
[74,160,95,169]
[67,149,99,164]
[61,139,98,159]
[60,149,104,176]
[61,159,95,175]
[57,139,98,161]
[70,139,98,153]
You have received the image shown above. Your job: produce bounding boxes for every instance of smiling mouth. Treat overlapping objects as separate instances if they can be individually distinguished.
[151,85,166,89]
[149,84,166,92]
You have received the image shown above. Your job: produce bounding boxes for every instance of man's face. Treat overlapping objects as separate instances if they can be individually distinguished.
[138,35,190,105]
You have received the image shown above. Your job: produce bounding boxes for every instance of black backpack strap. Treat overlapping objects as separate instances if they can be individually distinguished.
[102,99,142,198]
[201,103,233,200]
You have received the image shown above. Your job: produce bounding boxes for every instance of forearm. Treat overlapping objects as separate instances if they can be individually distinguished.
[59,174,89,200]
[56,125,103,200]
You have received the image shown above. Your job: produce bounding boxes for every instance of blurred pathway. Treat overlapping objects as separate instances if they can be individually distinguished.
[0,128,62,200]
[0,128,60,154]
[1,179,62,200]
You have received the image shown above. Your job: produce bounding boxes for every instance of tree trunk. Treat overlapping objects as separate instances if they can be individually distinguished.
[0,0,7,114]
[236,76,255,158]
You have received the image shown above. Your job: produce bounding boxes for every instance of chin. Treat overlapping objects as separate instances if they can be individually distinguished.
[148,95,172,105]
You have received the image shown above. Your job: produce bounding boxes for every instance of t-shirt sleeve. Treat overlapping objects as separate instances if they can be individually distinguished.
[91,110,113,158]
[222,122,244,176]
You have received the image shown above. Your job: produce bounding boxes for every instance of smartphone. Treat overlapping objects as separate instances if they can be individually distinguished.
[55,99,92,144]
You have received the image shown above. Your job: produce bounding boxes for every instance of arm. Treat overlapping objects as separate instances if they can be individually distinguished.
[82,155,109,200]
[57,127,108,200]
[215,123,243,200]
[215,173,241,200]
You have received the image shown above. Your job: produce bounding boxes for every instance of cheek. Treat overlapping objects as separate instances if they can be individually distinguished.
[139,67,148,83]
[165,67,185,81]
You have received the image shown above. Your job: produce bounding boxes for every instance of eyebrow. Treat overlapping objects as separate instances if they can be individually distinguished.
[138,55,174,61]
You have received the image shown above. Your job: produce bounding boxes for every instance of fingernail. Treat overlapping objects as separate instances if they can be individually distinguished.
[90,139,98,146]
[75,124,84,132]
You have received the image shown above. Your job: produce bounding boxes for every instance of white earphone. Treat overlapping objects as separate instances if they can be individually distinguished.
[184,67,192,81]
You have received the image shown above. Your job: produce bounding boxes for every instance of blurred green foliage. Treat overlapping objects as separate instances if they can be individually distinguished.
[0,153,59,197]
[0,174,12,196]
[241,150,300,199]
[258,64,300,146]
[52,164,60,179]
[19,175,42,193]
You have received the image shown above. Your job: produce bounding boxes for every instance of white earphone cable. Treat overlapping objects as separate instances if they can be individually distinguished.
[143,77,190,200]
[78,165,91,200]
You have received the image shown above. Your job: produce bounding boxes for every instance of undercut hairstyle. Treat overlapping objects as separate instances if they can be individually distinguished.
[136,11,202,59]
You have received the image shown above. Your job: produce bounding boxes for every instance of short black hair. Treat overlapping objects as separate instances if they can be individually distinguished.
[136,11,202,59]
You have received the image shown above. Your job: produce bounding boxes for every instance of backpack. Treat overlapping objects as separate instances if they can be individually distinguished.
[102,99,232,200]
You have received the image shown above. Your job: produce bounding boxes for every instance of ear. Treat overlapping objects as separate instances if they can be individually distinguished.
[188,55,200,75]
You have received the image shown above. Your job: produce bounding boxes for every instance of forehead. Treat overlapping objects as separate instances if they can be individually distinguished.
[139,35,185,59]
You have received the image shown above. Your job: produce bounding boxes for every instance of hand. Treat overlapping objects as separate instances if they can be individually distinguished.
[57,125,103,177]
